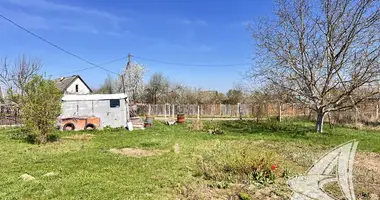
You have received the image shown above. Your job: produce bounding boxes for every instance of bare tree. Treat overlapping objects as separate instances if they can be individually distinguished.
[0,55,42,101]
[225,84,246,104]
[167,83,187,104]
[145,73,169,104]
[249,0,379,132]
[96,74,116,94]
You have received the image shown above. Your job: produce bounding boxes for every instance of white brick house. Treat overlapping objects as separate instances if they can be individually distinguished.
[54,75,92,94]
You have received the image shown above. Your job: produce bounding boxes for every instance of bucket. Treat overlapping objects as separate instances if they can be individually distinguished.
[146,115,154,126]
[127,122,133,131]
[177,114,185,124]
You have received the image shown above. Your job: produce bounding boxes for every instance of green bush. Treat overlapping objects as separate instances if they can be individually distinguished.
[250,169,275,185]
[21,75,62,144]
[188,120,204,131]
[238,192,251,200]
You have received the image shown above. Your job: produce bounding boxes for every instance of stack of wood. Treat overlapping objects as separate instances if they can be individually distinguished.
[130,117,145,130]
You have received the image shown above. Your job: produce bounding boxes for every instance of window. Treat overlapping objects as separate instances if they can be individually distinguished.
[110,99,120,108]
[75,84,79,92]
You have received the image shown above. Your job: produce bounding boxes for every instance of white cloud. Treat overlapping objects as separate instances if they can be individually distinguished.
[240,20,252,27]
[197,44,213,52]
[181,19,208,26]
[0,0,130,35]
[5,0,128,22]
[0,9,50,30]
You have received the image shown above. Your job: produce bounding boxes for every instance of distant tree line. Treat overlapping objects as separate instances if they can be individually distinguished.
[95,66,268,105]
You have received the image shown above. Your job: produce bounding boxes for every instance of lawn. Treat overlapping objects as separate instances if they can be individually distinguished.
[0,120,379,199]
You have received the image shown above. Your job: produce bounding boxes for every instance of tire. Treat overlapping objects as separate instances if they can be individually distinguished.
[85,124,96,130]
[63,123,75,131]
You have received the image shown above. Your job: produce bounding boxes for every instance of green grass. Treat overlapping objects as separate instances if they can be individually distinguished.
[0,120,379,199]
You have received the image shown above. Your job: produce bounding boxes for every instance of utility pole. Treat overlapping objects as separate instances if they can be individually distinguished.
[122,53,132,94]
[121,74,126,94]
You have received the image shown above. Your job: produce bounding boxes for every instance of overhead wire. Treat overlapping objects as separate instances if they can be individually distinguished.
[0,13,119,75]
[52,54,252,77]
[49,55,130,77]
[132,55,251,67]
[0,13,252,77]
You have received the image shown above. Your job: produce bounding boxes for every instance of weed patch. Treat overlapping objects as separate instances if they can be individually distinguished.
[62,134,94,141]
[196,141,280,185]
[108,148,166,157]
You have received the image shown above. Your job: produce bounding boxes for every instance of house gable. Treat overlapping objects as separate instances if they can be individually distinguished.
[55,75,92,94]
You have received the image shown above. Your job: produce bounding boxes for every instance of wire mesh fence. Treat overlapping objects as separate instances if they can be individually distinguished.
[135,102,380,125]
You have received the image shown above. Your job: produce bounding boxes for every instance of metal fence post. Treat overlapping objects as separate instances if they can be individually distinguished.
[172,104,175,118]
[164,104,167,119]
[197,105,200,120]
[279,103,282,122]
[292,103,295,116]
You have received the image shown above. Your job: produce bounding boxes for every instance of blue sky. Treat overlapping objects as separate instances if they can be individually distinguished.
[0,0,274,92]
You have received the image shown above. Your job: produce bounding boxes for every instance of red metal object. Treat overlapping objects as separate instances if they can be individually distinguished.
[177,114,185,124]
[59,116,100,131]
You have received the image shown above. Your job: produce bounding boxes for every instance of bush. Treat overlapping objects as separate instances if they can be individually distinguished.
[196,142,279,185]
[203,121,225,134]
[188,120,203,131]
[21,75,62,144]
[238,192,251,200]
[10,127,59,143]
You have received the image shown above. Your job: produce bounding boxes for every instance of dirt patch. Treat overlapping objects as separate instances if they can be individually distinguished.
[354,152,380,197]
[108,148,164,157]
[179,182,290,200]
[62,134,94,141]
[355,152,380,174]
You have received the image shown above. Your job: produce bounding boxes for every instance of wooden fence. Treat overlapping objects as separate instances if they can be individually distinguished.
[136,103,311,118]
[0,104,21,126]
[136,102,380,124]
[1,102,378,126]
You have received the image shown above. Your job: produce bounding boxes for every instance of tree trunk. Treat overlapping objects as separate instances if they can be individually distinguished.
[315,111,325,133]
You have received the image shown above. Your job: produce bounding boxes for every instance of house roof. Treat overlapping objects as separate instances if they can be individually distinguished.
[62,93,128,101]
[54,75,92,93]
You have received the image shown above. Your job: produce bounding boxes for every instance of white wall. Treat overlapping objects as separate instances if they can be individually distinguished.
[61,99,128,128]
[65,78,91,94]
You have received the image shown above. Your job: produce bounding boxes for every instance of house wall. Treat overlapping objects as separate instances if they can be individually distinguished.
[60,99,128,129]
[65,78,91,94]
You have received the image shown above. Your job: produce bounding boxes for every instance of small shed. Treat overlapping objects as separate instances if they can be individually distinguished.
[60,93,129,130]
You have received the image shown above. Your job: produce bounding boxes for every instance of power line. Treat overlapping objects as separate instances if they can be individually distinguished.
[0,13,119,75]
[133,55,251,67]
[50,55,130,77]
[53,52,252,77]
[0,12,251,76]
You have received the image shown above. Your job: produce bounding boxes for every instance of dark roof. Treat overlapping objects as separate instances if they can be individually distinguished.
[54,75,92,93]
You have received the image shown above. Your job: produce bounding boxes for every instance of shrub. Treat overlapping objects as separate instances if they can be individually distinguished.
[250,169,276,185]
[238,192,251,200]
[189,120,203,131]
[203,121,225,134]
[21,75,62,144]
